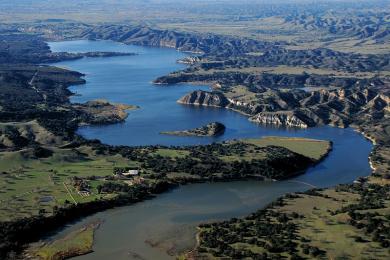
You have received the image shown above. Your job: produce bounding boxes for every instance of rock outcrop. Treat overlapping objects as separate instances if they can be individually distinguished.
[177,86,390,129]
[250,112,309,128]
[178,90,230,107]
[177,56,201,65]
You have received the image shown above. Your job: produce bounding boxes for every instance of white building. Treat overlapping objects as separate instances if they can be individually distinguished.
[122,170,139,177]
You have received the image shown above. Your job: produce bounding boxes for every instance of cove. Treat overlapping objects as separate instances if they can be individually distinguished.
[48,40,373,260]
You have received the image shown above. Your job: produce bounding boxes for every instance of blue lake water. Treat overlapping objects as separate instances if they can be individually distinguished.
[47,40,373,260]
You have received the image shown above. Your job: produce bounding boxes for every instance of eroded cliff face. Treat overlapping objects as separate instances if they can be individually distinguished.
[249,112,309,128]
[177,90,230,107]
[177,56,201,65]
[177,86,390,129]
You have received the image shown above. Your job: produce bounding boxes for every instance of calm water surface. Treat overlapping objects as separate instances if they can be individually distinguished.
[48,40,373,260]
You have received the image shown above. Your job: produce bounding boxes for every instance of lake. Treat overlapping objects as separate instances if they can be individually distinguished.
[48,40,373,260]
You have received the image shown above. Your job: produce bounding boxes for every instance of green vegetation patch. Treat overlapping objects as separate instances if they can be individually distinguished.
[152,149,190,158]
[0,146,134,221]
[195,183,390,259]
[0,136,330,222]
[243,136,332,160]
[31,221,100,260]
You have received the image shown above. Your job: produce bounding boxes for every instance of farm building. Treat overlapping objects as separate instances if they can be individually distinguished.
[122,169,139,176]
[113,167,141,177]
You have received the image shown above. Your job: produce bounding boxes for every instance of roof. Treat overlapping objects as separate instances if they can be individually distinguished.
[122,170,139,176]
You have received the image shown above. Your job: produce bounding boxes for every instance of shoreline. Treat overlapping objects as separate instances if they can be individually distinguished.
[51,45,374,259]
[13,149,329,259]
[186,126,382,258]
[2,39,377,259]
[21,135,334,259]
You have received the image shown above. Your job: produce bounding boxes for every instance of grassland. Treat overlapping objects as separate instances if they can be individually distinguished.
[223,86,259,104]
[2,1,389,55]
[0,146,137,221]
[152,148,190,158]
[196,185,390,259]
[243,137,332,160]
[278,189,390,259]
[192,116,390,260]
[218,137,331,163]
[1,3,388,258]
[191,66,390,79]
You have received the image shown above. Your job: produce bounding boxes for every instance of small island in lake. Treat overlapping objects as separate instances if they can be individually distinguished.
[161,122,226,137]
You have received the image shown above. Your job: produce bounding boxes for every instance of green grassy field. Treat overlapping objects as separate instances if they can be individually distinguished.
[217,137,330,163]
[243,136,332,160]
[196,186,390,259]
[0,146,135,221]
[224,85,259,104]
[152,148,190,158]
[278,189,390,259]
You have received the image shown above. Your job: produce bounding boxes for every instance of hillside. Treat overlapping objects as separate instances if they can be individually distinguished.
[0,2,389,259]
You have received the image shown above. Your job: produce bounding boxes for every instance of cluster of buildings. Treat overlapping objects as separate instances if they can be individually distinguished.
[114,168,145,186]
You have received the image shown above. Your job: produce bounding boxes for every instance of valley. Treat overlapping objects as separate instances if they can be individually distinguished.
[0,1,389,259]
